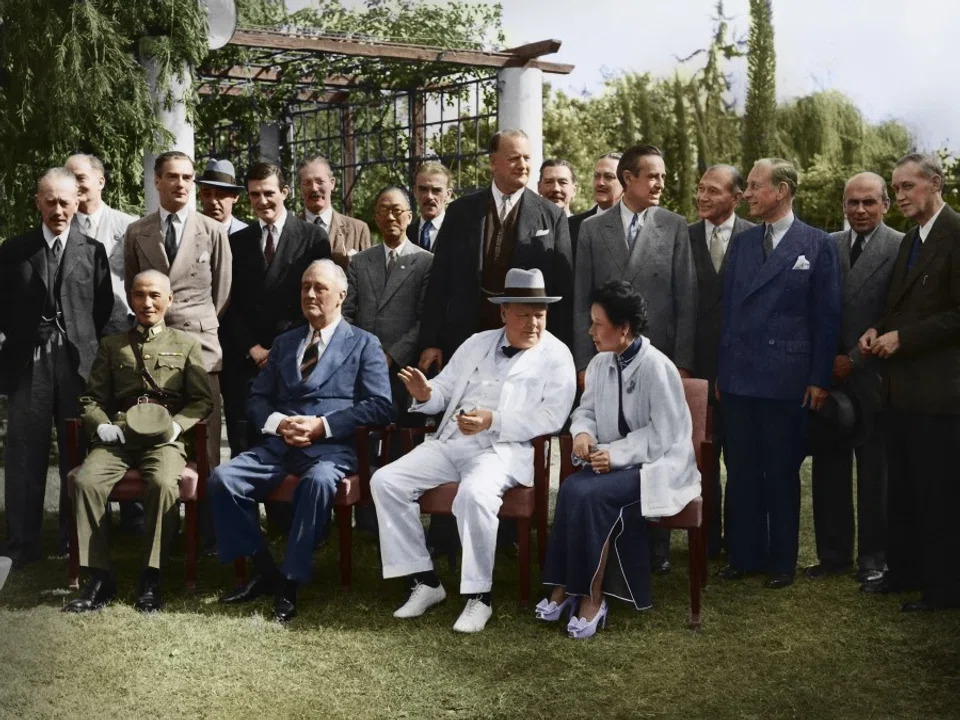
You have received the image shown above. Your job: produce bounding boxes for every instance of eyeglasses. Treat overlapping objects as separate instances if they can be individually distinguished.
[375,206,411,219]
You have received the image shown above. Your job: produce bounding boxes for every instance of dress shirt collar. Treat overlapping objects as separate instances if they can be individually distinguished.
[491,183,524,212]
[305,206,334,229]
[765,211,795,250]
[384,239,409,265]
[421,211,445,232]
[704,212,736,240]
[595,204,610,217]
[41,224,70,249]
[159,205,189,229]
[76,205,105,236]
[259,208,288,238]
[219,217,233,234]
[919,202,946,242]
[619,200,649,239]
[850,225,878,248]
[306,315,342,347]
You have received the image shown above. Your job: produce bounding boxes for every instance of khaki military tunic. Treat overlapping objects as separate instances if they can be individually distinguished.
[74,322,213,571]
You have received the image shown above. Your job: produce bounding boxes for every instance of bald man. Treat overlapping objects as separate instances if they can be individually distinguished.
[807,172,902,583]
[0,168,113,568]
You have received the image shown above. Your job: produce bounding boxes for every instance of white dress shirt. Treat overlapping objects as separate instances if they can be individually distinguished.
[766,211,795,251]
[159,206,189,249]
[704,212,737,257]
[259,209,288,255]
[416,211,444,250]
[491,183,525,218]
[919,202,946,242]
[76,205,105,239]
[262,317,342,439]
[849,225,878,250]
[41,224,69,249]
[305,206,334,230]
[384,239,410,269]
[619,202,649,244]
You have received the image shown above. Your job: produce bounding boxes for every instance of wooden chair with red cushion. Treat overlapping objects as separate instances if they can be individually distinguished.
[558,377,714,628]
[399,429,553,608]
[232,425,391,591]
[65,419,209,592]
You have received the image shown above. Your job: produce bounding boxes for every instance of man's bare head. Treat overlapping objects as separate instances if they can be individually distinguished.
[130,270,173,327]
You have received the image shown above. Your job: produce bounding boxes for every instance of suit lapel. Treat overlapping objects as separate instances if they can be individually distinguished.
[745,222,806,297]
[514,189,540,251]
[600,201,630,270]
[264,220,297,286]
[59,227,87,284]
[305,320,358,390]
[890,222,942,307]
[378,245,418,310]
[364,246,386,304]
[472,190,491,270]
[845,226,890,302]
[27,228,48,291]
[625,206,660,284]
[140,212,171,273]
[168,211,199,278]
[505,334,545,381]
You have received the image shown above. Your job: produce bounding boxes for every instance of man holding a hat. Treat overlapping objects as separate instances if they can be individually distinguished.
[64,270,213,613]
[371,268,576,633]
[197,158,248,236]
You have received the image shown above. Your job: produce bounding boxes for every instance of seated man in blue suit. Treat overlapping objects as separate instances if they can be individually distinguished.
[208,259,393,621]
[716,158,841,589]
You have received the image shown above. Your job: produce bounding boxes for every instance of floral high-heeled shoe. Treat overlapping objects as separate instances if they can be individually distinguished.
[534,595,577,622]
[566,599,608,639]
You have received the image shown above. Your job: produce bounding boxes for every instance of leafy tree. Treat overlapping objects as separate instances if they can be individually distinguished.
[742,0,778,169]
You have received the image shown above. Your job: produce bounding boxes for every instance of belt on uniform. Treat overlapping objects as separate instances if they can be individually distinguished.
[121,393,183,415]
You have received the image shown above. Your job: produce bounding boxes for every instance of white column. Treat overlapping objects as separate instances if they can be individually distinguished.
[142,46,195,214]
[497,67,544,191]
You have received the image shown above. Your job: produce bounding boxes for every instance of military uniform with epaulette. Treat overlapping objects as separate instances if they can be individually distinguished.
[73,321,213,574]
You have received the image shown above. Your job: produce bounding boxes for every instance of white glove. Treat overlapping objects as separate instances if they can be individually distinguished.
[171,422,183,442]
[96,424,125,444]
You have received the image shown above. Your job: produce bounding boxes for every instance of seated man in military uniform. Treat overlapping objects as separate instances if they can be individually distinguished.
[64,270,213,614]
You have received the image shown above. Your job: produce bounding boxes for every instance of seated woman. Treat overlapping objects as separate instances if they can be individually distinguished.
[537,280,701,638]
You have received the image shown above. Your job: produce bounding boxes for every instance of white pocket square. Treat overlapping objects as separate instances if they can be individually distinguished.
[198,251,210,263]
[535,229,551,237]
[792,255,810,270]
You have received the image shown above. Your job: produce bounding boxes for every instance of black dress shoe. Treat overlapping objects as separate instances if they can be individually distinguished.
[220,573,276,604]
[10,547,42,570]
[717,565,745,580]
[860,576,912,595]
[900,600,935,613]
[135,580,163,613]
[273,596,298,623]
[651,558,672,575]
[804,562,852,580]
[855,568,884,584]
[63,575,117,613]
[765,573,795,589]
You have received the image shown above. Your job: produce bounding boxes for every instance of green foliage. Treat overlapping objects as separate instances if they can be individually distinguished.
[742,0,778,169]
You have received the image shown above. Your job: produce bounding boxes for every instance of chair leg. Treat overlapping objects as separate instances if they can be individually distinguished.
[698,526,708,589]
[184,500,198,593]
[536,509,547,571]
[517,517,531,608]
[68,490,80,590]
[688,528,702,629]
[335,504,352,592]
[234,558,247,587]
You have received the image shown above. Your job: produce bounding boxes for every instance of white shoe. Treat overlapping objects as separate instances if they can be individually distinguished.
[452,598,493,633]
[393,581,446,619]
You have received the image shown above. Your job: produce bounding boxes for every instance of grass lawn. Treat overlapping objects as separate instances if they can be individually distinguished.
[1,459,958,719]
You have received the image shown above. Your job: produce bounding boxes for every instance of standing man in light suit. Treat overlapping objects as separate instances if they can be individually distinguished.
[717,158,841,589]
[806,172,901,583]
[689,164,755,558]
[574,144,698,573]
[66,154,137,336]
[372,268,576,633]
[298,155,371,269]
[124,150,232,545]
[406,162,453,253]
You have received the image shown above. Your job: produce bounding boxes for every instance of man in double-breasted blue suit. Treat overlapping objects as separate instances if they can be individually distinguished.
[716,158,841,589]
[208,259,393,621]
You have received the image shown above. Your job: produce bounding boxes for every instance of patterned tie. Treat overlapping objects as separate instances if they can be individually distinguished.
[850,232,865,267]
[386,248,397,277]
[419,220,433,250]
[709,225,725,272]
[627,212,640,251]
[762,224,774,259]
[164,215,178,264]
[314,215,326,231]
[499,195,511,224]
[264,224,276,264]
[299,329,323,379]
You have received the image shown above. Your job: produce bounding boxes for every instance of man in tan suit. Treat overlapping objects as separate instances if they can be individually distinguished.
[298,155,371,269]
[123,151,232,530]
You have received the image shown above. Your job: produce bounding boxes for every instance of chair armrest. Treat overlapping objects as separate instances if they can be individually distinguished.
[354,424,395,503]
[558,433,575,486]
[699,437,714,508]
[193,420,209,499]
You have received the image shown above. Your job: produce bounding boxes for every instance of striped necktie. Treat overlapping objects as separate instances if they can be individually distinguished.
[299,329,323,379]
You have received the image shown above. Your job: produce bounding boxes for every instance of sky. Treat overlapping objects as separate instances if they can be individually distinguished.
[284,0,960,150]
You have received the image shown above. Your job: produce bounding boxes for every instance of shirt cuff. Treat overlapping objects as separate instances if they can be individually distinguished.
[320,416,333,439]
[263,412,288,435]
[489,411,501,435]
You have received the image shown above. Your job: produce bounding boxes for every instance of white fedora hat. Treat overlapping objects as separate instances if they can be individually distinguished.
[487,268,562,304]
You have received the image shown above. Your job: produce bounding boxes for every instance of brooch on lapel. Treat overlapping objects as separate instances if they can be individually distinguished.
[626,377,638,394]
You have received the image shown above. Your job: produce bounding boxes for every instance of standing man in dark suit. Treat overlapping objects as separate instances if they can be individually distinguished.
[298,155,371,269]
[859,154,960,611]
[406,162,453,253]
[537,159,578,216]
[220,162,331,457]
[689,164,755,558]
[717,158,841,589]
[568,152,623,259]
[0,168,112,568]
[418,128,574,369]
[573,143,698,572]
[197,159,248,236]
[806,172,901,583]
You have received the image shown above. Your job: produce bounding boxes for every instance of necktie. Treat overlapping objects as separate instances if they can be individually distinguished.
[264,224,276,264]
[906,230,921,272]
[850,233,865,267]
[84,215,94,237]
[501,345,523,358]
[314,215,326,230]
[762,224,774,259]
[386,248,397,276]
[164,215,179,264]
[52,237,63,263]
[627,212,640,251]
[499,196,511,224]
[299,329,323,379]
[709,225,725,272]
[419,220,433,250]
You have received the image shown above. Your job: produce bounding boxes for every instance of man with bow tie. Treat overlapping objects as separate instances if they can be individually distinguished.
[371,268,576,633]
[716,157,841,590]
[208,259,392,622]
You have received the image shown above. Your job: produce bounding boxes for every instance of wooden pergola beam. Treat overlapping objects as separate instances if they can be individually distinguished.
[227,29,574,75]
[503,39,562,58]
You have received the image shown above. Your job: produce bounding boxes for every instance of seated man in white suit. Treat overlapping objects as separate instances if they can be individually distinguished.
[371,268,577,633]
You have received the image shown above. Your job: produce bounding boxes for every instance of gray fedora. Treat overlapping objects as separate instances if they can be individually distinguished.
[487,268,562,305]
[197,158,244,191]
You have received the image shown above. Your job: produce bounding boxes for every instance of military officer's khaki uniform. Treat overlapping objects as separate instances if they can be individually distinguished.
[74,322,213,571]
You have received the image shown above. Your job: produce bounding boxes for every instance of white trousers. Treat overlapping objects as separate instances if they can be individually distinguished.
[370,435,518,594]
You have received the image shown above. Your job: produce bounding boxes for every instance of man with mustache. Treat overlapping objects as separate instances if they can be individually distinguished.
[568,152,623,261]
[298,155,371,269]
[407,162,453,253]
[537,159,578,217]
